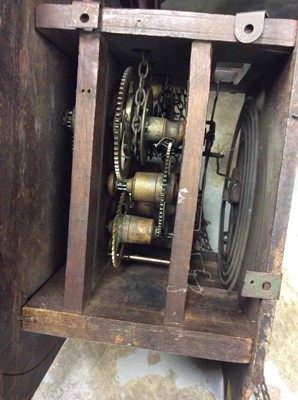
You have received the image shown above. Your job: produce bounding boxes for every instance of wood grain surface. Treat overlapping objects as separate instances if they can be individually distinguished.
[164,41,212,325]
[23,267,253,364]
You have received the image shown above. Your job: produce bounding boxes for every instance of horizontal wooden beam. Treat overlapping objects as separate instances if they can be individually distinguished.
[22,305,252,363]
[36,4,297,50]
[21,267,253,363]
[101,9,296,48]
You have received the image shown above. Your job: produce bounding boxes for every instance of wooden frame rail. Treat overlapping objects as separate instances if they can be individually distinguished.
[64,32,102,311]
[165,41,211,325]
[36,5,297,50]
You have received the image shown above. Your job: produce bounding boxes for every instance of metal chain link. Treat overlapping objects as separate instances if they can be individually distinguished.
[155,138,173,237]
[158,85,187,121]
[253,377,271,400]
[194,210,213,252]
[132,52,149,157]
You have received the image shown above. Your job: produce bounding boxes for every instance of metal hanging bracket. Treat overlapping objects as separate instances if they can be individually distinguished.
[71,1,101,31]
[241,271,282,300]
[235,11,268,44]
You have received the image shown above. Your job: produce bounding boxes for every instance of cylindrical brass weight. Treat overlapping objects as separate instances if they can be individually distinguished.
[127,172,161,203]
[126,172,177,203]
[118,215,154,245]
[145,117,185,144]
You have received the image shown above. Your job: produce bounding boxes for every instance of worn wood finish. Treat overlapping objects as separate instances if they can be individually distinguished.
[164,41,211,325]
[22,267,253,363]
[0,1,76,399]
[264,52,298,278]
[101,9,297,49]
[224,34,298,400]
[36,4,73,31]
[36,5,297,51]
[89,45,123,290]
[64,32,103,312]
[244,35,298,399]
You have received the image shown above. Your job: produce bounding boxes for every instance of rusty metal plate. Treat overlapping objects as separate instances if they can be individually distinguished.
[72,1,100,30]
[241,271,282,300]
[235,11,267,44]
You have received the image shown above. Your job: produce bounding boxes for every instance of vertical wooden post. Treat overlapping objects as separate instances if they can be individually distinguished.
[164,41,212,325]
[64,33,101,312]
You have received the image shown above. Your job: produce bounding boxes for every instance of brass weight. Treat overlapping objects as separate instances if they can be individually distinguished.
[118,215,155,245]
[126,172,177,203]
[107,172,177,204]
[108,214,155,245]
[145,117,185,145]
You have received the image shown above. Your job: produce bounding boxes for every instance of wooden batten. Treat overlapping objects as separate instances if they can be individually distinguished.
[36,5,297,50]
[164,41,212,325]
[64,32,102,312]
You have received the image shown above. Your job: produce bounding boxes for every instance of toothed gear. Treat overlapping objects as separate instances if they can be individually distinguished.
[111,192,129,268]
[113,67,134,181]
[156,139,174,237]
[63,108,75,131]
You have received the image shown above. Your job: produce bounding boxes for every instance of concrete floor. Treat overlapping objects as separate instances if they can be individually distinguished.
[32,88,298,400]
[33,343,223,400]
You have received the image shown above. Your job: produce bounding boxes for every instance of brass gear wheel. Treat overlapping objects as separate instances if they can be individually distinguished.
[111,192,129,268]
[113,67,135,181]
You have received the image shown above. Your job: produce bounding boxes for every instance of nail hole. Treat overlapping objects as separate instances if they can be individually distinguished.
[262,282,271,291]
[250,280,255,285]
[87,88,91,93]
[244,24,254,34]
[81,89,85,93]
[80,13,90,23]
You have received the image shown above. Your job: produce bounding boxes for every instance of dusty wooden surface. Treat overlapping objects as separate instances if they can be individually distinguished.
[165,41,211,325]
[0,1,76,399]
[22,267,253,364]
[36,4,297,49]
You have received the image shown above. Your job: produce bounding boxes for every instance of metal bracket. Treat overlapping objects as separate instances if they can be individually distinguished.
[71,1,101,31]
[235,11,268,44]
[213,63,251,85]
[241,271,282,300]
